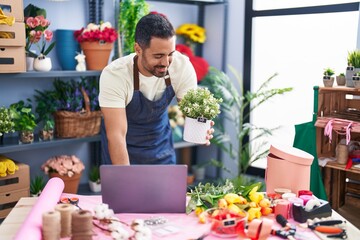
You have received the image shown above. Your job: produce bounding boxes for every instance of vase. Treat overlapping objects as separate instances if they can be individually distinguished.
[183,117,211,144]
[19,131,34,144]
[56,29,80,70]
[39,129,54,141]
[89,180,101,193]
[80,41,113,70]
[49,172,82,194]
[33,55,52,72]
[26,57,34,71]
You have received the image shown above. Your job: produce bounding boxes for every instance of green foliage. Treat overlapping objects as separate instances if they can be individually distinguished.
[200,66,293,175]
[323,67,335,76]
[24,4,46,18]
[33,89,57,130]
[347,50,360,68]
[0,107,15,135]
[339,73,345,77]
[89,165,100,183]
[179,88,222,120]
[9,100,37,132]
[118,0,149,56]
[30,175,46,195]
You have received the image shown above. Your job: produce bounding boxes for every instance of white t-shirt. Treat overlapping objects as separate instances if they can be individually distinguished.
[99,52,197,108]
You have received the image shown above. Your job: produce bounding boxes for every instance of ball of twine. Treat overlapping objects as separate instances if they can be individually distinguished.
[55,203,75,238]
[71,210,94,240]
[42,210,61,240]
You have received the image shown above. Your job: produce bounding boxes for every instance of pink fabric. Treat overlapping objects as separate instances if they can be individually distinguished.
[324,118,353,145]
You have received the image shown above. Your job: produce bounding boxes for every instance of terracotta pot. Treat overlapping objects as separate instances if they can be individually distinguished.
[49,172,82,194]
[80,41,113,70]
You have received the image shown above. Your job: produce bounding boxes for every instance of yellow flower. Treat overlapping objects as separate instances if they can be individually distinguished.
[247,207,261,221]
[176,23,206,44]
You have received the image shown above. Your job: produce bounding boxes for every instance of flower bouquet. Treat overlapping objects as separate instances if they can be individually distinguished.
[41,155,85,193]
[179,87,222,144]
[74,22,118,70]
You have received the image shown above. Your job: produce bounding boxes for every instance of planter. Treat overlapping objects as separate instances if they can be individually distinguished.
[336,75,346,86]
[89,180,101,193]
[323,76,334,87]
[80,41,113,70]
[192,165,206,181]
[352,76,360,89]
[49,172,82,194]
[183,117,211,144]
[39,129,54,141]
[56,29,80,70]
[33,55,52,72]
[346,66,360,87]
[26,57,34,71]
[19,131,34,144]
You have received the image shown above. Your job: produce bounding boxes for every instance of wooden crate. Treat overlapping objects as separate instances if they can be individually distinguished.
[0,188,29,218]
[0,162,30,193]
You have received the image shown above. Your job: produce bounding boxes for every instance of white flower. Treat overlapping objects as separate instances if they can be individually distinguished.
[94,203,114,219]
[86,23,99,31]
[111,227,130,240]
[100,21,112,31]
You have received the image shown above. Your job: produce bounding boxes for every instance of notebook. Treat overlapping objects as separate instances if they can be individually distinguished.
[100,164,188,213]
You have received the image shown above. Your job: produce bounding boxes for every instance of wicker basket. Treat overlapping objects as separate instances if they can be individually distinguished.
[53,88,102,138]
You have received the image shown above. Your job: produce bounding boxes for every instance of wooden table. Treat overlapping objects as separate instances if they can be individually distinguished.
[1,196,360,240]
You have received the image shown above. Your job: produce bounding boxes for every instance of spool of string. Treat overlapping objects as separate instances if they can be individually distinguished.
[55,203,75,238]
[71,210,94,240]
[42,210,61,240]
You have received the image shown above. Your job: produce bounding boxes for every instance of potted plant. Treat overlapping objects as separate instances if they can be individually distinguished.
[346,49,360,87]
[352,71,360,89]
[0,106,15,144]
[41,155,85,194]
[179,87,222,144]
[30,175,46,197]
[199,66,292,177]
[88,165,101,193]
[9,100,37,144]
[336,73,346,86]
[323,67,335,87]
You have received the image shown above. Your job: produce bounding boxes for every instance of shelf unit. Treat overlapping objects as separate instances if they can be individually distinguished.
[314,86,360,226]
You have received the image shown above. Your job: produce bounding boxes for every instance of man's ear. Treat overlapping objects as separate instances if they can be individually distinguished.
[134,43,141,55]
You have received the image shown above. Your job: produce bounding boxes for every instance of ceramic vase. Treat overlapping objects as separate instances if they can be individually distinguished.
[49,172,82,194]
[183,117,211,144]
[33,55,52,72]
[89,181,101,193]
[26,57,34,71]
[80,41,113,70]
[323,76,334,87]
[56,29,80,70]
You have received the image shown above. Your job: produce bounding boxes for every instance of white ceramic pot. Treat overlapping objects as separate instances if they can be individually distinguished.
[26,57,34,71]
[33,55,52,72]
[89,181,101,193]
[183,117,211,144]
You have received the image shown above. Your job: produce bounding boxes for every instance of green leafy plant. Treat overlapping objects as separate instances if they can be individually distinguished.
[323,67,335,76]
[338,73,345,77]
[0,106,15,136]
[9,100,37,132]
[30,175,46,196]
[89,165,100,184]
[179,88,222,120]
[199,66,293,175]
[33,89,57,131]
[118,0,149,56]
[348,49,360,68]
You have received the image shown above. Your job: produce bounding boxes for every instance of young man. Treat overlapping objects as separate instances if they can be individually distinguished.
[99,13,213,165]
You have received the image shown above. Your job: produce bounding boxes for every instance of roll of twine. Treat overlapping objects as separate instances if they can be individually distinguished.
[42,210,61,240]
[71,210,94,240]
[55,203,75,238]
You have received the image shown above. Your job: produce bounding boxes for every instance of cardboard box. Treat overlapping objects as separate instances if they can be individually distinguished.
[0,0,24,22]
[0,162,29,193]
[0,46,25,73]
[0,22,25,46]
[0,188,29,218]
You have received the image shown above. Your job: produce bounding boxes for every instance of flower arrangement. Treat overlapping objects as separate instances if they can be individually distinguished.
[179,87,222,120]
[0,106,15,136]
[74,22,118,43]
[168,105,185,129]
[25,14,55,58]
[176,23,206,45]
[41,155,85,177]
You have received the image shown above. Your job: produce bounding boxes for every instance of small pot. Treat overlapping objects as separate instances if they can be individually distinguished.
[19,131,34,144]
[39,129,54,141]
[89,180,101,192]
[33,55,52,72]
[323,76,334,87]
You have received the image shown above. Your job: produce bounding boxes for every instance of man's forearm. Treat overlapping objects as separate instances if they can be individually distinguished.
[108,139,130,165]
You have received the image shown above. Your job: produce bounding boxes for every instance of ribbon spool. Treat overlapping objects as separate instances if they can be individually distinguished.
[71,210,94,240]
[42,210,61,240]
[55,203,75,238]
[247,218,273,240]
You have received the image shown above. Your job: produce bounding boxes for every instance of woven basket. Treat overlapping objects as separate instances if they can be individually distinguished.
[54,88,102,138]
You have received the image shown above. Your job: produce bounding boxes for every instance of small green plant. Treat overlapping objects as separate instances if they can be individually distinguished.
[9,100,37,132]
[33,89,57,130]
[347,50,360,68]
[338,73,345,77]
[0,106,15,136]
[89,166,100,184]
[323,68,335,76]
[30,175,46,196]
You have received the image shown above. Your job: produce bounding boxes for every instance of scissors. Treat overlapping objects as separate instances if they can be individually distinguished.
[60,197,82,210]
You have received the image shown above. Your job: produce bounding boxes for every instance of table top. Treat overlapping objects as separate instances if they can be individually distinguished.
[0,194,359,240]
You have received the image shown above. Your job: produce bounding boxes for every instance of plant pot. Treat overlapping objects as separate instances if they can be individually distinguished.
[26,57,34,71]
[346,66,360,87]
[49,172,82,194]
[39,129,54,141]
[80,41,113,70]
[323,76,334,87]
[336,76,346,86]
[192,165,206,181]
[33,55,52,72]
[183,117,211,144]
[89,180,101,193]
[352,77,360,89]
[19,131,34,144]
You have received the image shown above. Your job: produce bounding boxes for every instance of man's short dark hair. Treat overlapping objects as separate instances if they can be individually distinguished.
[135,13,175,49]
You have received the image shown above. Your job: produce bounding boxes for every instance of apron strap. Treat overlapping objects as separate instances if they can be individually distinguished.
[133,55,171,91]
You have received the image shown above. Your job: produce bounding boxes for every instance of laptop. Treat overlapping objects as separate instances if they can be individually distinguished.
[100,164,188,213]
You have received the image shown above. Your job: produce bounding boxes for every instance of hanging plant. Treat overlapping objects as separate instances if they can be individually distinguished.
[118,0,149,56]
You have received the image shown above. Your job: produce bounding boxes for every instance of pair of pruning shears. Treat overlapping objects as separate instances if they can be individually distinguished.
[308,220,347,239]
[59,197,82,210]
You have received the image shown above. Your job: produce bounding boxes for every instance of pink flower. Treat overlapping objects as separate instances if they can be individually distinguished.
[74,22,118,43]
[41,155,85,177]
